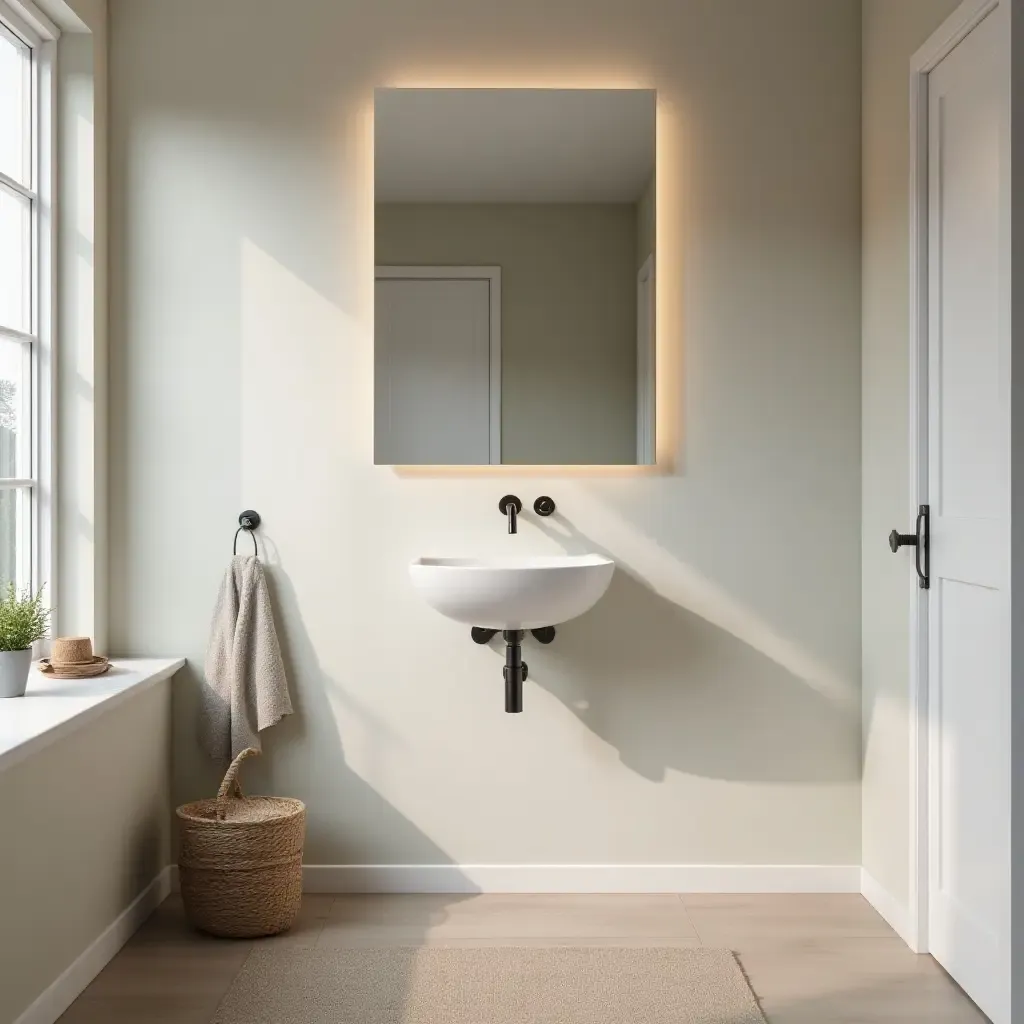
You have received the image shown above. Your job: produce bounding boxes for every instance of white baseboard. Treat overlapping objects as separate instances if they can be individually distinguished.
[301,864,861,894]
[14,865,172,1024]
[860,869,918,950]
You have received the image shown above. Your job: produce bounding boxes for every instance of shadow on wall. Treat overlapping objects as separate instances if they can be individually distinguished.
[536,504,858,712]
[473,513,861,786]
[531,571,856,784]
[262,561,479,870]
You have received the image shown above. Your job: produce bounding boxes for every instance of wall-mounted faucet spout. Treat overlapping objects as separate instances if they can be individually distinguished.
[498,495,522,534]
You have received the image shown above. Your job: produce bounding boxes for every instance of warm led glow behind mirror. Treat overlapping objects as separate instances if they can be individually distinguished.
[374,88,656,467]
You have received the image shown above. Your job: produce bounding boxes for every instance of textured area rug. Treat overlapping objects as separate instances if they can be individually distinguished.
[212,946,766,1023]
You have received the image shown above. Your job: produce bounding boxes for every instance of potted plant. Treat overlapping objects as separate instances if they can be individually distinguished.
[0,584,51,698]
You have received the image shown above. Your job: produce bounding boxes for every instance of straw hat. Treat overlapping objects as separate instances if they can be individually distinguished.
[39,637,110,679]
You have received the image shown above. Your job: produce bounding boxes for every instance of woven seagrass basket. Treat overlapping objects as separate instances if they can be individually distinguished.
[176,747,306,938]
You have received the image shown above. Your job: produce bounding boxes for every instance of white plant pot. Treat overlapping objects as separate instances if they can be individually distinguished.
[0,648,33,698]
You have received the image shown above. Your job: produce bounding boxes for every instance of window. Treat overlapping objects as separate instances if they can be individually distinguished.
[0,1,54,600]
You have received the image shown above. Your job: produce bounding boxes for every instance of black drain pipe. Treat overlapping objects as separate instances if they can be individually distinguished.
[472,625,555,712]
[502,630,527,713]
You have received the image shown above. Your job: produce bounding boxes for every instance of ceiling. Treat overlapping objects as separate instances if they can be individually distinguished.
[374,88,656,203]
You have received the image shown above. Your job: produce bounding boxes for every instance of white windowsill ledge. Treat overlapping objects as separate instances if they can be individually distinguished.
[0,657,185,772]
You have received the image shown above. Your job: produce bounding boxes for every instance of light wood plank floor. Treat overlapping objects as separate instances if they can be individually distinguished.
[57,893,990,1023]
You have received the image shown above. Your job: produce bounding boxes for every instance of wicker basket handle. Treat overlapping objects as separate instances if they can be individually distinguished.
[217,747,260,802]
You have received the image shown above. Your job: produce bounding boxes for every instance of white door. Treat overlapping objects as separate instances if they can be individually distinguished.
[925,6,1010,1021]
[374,268,501,465]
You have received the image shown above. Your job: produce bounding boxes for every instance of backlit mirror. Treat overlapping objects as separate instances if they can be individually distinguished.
[374,88,656,466]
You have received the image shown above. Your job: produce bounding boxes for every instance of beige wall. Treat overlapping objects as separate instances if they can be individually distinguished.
[860,0,960,907]
[109,0,862,869]
[0,682,172,1023]
[376,203,638,465]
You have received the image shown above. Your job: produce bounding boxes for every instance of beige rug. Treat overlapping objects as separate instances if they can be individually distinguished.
[212,946,766,1023]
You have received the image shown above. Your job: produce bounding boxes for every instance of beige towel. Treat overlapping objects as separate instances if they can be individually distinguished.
[200,555,292,762]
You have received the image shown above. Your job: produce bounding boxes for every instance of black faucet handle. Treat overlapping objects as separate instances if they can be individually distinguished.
[498,495,522,534]
[534,496,556,517]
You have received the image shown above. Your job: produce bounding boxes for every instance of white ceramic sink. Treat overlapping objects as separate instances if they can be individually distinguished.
[409,554,615,631]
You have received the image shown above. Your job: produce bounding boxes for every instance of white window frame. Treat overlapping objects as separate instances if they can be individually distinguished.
[0,0,56,619]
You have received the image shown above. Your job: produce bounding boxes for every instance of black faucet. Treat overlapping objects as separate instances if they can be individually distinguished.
[498,495,522,534]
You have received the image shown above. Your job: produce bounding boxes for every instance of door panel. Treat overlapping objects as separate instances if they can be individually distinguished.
[931,50,1003,522]
[936,581,1005,919]
[926,5,1010,1022]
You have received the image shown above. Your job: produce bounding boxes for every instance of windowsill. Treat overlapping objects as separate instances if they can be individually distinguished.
[0,657,185,772]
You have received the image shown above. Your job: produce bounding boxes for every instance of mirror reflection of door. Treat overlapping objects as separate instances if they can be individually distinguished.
[375,268,501,465]
[374,88,656,467]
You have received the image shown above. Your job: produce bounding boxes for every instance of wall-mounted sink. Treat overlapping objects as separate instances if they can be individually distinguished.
[409,554,614,631]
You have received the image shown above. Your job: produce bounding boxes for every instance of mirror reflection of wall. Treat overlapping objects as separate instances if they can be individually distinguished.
[374,88,656,466]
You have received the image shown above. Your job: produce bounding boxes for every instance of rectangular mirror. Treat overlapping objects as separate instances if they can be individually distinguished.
[374,88,656,466]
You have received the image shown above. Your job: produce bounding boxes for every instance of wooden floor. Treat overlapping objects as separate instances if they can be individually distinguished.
[57,893,989,1023]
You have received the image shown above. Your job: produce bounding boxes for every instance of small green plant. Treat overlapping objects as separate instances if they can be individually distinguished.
[0,583,51,652]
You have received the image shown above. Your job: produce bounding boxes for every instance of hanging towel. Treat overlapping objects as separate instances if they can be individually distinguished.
[200,555,292,762]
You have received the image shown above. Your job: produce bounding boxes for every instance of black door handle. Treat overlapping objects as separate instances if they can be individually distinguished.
[915,504,930,590]
[888,505,930,590]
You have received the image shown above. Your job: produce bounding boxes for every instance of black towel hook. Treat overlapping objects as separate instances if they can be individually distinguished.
[233,510,261,557]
